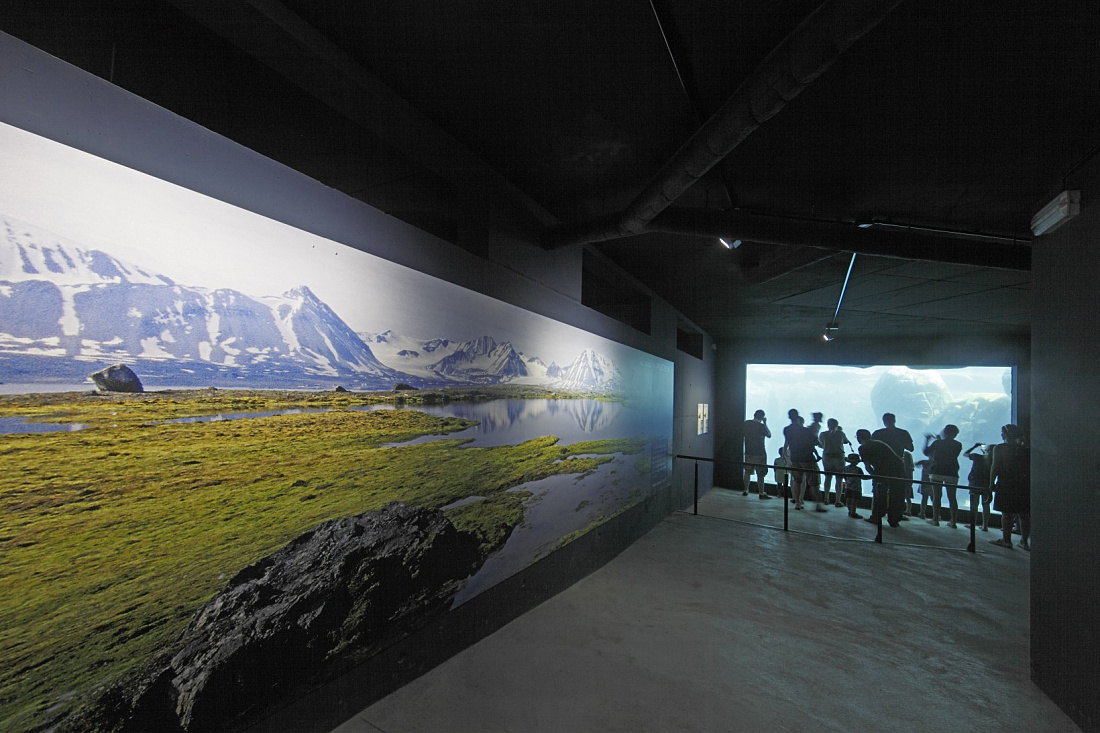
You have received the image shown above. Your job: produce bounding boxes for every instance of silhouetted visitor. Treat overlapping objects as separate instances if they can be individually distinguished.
[871,412,914,458]
[842,453,866,518]
[819,418,850,506]
[900,450,914,521]
[807,412,824,501]
[784,409,824,511]
[742,409,772,499]
[989,424,1030,550]
[924,424,963,528]
[915,458,932,520]
[782,410,801,507]
[855,428,906,526]
[809,412,824,437]
[774,448,790,498]
[964,442,991,532]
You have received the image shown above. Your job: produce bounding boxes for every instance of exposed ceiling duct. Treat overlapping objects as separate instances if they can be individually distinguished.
[546,0,906,250]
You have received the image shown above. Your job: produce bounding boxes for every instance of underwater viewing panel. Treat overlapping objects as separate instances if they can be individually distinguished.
[0,122,674,732]
[745,364,1013,503]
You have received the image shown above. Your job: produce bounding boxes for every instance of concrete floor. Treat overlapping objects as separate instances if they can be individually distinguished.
[333,487,1079,733]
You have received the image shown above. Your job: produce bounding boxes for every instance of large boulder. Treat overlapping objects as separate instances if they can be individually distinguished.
[870,367,951,433]
[90,363,144,393]
[923,393,1010,447]
[86,503,484,732]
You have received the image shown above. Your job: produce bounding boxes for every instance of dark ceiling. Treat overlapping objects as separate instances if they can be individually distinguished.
[4,0,1097,344]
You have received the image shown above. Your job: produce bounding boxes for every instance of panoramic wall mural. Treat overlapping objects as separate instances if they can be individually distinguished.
[0,122,674,732]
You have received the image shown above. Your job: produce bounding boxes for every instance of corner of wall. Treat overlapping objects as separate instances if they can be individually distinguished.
[1029,158,1100,733]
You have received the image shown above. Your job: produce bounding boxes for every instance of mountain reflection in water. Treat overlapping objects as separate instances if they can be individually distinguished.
[359,398,662,448]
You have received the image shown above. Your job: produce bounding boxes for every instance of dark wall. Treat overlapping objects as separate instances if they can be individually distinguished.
[670,332,716,510]
[714,335,1031,490]
[1031,161,1100,732]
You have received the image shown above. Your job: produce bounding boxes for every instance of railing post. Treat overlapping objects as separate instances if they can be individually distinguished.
[693,460,699,516]
[783,472,789,532]
[967,490,977,552]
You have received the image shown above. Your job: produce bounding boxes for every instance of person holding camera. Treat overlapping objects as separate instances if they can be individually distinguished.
[742,409,772,498]
[924,424,963,527]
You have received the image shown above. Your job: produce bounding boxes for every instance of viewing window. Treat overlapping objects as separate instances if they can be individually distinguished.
[746,364,1012,509]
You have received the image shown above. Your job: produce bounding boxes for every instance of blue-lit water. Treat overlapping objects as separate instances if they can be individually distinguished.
[0,417,88,434]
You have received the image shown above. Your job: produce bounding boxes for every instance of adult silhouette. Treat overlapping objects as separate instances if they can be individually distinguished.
[742,409,772,498]
[784,409,825,512]
[923,424,963,527]
[989,424,1031,550]
[855,428,906,526]
[871,412,914,457]
[819,418,850,505]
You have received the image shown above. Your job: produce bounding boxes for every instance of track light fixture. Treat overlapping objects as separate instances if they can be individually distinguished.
[822,253,856,341]
[719,237,742,249]
[1031,190,1080,236]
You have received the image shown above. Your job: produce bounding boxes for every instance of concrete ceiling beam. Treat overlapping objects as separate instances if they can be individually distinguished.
[546,0,904,249]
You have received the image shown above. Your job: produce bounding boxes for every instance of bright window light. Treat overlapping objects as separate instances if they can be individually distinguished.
[746,364,1013,509]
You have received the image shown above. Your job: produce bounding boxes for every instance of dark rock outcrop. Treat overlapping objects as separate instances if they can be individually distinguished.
[82,503,484,732]
[392,382,417,391]
[90,363,144,392]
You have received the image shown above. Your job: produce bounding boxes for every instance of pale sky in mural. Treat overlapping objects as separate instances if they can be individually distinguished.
[0,123,614,367]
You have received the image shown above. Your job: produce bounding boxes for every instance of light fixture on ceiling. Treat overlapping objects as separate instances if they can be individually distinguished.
[1031,190,1080,236]
[719,237,742,249]
[822,253,857,342]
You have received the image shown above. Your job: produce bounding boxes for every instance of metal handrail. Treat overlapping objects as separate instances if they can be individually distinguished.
[673,455,996,553]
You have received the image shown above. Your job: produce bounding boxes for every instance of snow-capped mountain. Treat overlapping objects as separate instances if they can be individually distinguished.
[430,336,527,383]
[518,353,549,382]
[0,216,406,388]
[360,330,461,382]
[359,330,621,392]
[553,348,622,391]
[1,217,172,287]
[2,215,626,392]
[362,332,534,386]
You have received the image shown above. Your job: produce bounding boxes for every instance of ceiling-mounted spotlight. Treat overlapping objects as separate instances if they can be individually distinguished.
[823,322,839,342]
[1031,190,1080,236]
[719,237,742,249]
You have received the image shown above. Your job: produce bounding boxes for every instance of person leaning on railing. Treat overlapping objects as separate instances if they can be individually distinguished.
[855,428,907,527]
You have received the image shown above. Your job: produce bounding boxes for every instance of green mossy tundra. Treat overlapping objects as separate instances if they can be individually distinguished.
[0,387,654,731]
